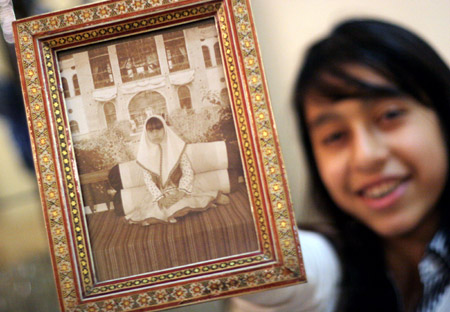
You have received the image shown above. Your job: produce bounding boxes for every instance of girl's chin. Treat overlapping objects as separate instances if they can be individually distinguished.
[370,217,423,239]
[372,225,412,238]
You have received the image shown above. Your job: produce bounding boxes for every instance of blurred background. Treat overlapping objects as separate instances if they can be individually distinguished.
[0,0,448,311]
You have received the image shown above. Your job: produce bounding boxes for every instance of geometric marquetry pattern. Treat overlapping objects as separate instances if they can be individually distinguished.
[14,0,304,310]
[232,0,302,273]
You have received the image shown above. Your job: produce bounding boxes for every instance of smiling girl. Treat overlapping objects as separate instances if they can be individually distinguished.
[231,19,450,312]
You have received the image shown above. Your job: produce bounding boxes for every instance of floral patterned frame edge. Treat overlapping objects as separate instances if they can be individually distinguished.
[13,0,306,311]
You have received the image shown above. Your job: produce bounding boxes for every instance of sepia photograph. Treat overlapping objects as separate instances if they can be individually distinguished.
[58,19,259,282]
[12,1,305,310]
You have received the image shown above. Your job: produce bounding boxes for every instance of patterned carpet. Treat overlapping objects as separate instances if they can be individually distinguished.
[86,183,258,281]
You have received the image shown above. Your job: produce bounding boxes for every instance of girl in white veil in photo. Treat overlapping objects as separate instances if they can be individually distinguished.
[124,115,229,225]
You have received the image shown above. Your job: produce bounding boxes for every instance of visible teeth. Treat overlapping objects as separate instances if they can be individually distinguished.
[362,180,402,199]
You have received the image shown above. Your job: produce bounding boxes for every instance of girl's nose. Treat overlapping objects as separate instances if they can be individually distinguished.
[351,127,388,172]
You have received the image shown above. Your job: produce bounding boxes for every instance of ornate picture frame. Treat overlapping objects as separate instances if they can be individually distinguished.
[13,0,305,311]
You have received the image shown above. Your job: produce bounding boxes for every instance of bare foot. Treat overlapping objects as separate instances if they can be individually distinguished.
[216,194,230,205]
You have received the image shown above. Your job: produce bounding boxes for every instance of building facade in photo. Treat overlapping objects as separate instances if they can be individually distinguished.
[58,21,230,140]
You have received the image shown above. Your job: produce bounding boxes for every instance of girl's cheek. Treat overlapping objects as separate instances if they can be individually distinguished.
[317,151,347,192]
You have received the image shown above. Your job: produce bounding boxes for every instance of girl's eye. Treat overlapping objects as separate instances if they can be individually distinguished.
[383,109,403,119]
[322,131,347,146]
[376,107,407,128]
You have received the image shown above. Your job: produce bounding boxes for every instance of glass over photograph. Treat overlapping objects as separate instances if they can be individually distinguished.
[57,19,258,282]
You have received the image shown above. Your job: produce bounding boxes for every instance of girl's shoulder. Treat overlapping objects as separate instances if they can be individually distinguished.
[296,228,342,287]
[230,228,342,312]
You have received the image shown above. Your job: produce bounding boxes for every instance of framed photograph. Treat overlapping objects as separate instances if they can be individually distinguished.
[13,0,305,311]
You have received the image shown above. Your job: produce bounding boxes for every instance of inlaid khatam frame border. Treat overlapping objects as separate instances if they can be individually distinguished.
[13,0,305,311]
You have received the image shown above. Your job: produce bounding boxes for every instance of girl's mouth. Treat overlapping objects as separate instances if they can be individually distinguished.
[357,177,410,210]
[361,179,404,199]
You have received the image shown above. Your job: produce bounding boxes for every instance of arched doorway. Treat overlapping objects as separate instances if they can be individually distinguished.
[214,42,222,65]
[103,102,117,128]
[202,46,212,68]
[73,74,80,96]
[70,120,80,134]
[62,77,70,98]
[178,86,192,109]
[128,91,167,131]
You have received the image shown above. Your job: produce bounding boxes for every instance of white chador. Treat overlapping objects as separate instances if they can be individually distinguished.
[124,115,219,225]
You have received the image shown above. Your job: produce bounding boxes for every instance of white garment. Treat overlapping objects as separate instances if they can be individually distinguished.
[229,230,341,312]
[435,285,450,312]
[136,115,185,185]
[126,116,218,224]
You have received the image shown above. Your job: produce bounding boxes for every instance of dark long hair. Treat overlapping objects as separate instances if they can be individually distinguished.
[294,19,450,311]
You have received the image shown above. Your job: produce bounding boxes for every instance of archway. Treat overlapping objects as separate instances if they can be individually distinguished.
[128,91,167,131]
[178,86,192,109]
[103,102,117,128]
[73,74,80,96]
[70,120,79,134]
[202,45,212,68]
[62,77,70,98]
[214,42,222,65]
